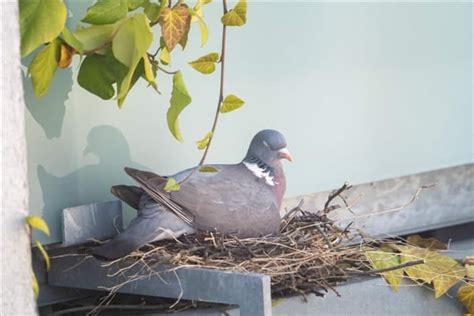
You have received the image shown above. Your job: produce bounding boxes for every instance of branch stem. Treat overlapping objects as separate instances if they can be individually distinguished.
[179,0,228,184]
[347,259,425,275]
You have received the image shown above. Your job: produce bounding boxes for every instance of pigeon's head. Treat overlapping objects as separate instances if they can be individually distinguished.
[245,129,293,167]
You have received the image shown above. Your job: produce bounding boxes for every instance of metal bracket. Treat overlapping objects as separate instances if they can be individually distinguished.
[48,254,272,316]
[46,200,272,315]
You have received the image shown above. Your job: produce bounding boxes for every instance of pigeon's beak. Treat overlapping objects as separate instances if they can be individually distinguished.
[278,148,293,162]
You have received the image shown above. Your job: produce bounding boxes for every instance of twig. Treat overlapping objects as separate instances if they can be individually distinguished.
[347,259,424,275]
[324,182,351,212]
[179,0,229,185]
[336,184,436,221]
[314,224,333,249]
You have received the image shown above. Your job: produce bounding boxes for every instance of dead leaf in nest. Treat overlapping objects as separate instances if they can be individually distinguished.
[407,234,447,250]
[457,282,474,314]
[365,249,403,292]
[396,245,465,298]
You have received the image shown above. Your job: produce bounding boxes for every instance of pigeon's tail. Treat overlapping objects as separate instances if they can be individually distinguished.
[92,235,143,261]
[92,215,160,261]
[111,185,144,210]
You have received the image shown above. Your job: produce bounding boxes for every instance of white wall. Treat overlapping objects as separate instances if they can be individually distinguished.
[24,1,472,244]
[2,1,37,314]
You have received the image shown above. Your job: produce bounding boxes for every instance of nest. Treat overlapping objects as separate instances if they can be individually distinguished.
[102,184,375,299]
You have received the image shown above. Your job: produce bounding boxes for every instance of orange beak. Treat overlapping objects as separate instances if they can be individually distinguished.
[278,148,293,162]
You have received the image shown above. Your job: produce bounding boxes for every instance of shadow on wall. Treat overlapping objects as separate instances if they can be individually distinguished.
[22,0,93,139]
[37,125,149,242]
[22,66,73,139]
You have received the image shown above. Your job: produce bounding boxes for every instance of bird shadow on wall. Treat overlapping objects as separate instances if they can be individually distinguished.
[37,125,149,242]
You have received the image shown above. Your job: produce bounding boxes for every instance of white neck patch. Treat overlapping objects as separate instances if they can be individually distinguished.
[243,161,275,186]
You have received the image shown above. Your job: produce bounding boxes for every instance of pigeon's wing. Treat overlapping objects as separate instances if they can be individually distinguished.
[110,185,144,210]
[124,167,194,226]
[171,164,281,237]
[92,201,194,260]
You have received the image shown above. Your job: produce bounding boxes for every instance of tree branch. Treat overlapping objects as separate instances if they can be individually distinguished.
[179,0,228,184]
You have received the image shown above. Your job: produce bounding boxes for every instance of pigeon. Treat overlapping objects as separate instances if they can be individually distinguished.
[92,129,293,260]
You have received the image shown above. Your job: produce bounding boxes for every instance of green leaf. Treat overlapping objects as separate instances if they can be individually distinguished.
[113,13,153,107]
[196,131,213,150]
[19,0,67,57]
[78,52,128,100]
[189,52,219,74]
[143,55,158,90]
[221,0,247,26]
[28,39,61,97]
[189,7,209,47]
[199,166,219,173]
[128,0,146,10]
[73,24,116,54]
[160,46,171,65]
[220,94,245,113]
[365,250,403,292]
[159,4,190,51]
[26,215,50,236]
[144,2,162,22]
[458,282,474,314]
[164,178,181,192]
[167,71,192,141]
[35,240,50,271]
[32,273,39,299]
[82,0,128,25]
[62,28,84,54]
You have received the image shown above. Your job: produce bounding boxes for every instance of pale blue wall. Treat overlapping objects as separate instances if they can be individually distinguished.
[24,1,473,244]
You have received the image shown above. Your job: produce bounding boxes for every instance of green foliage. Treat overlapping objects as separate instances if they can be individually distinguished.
[25,215,50,236]
[199,166,219,173]
[72,24,116,54]
[112,13,153,106]
[167,71,192,141]
[32,273,39,298]
[78,52,127,100]
[189,7,209,47]
[220,94,245,113]
[19,0,67,57]
[28,39,61,96]
[82,0,129,25]
[26,215,51,298]
[164,177,181,192]
[62,28,84,54]
[128,0,147,10]
[196,131,213,150]
[189,52,219,74]
[144,2,163,22]
[35,240,50,271]
[221,0,247,26]
[20,0,247,144]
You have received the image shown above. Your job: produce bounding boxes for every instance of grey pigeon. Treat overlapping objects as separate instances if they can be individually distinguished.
[92,129,293,260]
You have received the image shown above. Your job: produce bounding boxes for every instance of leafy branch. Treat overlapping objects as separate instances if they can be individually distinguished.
[21,0,248,190]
